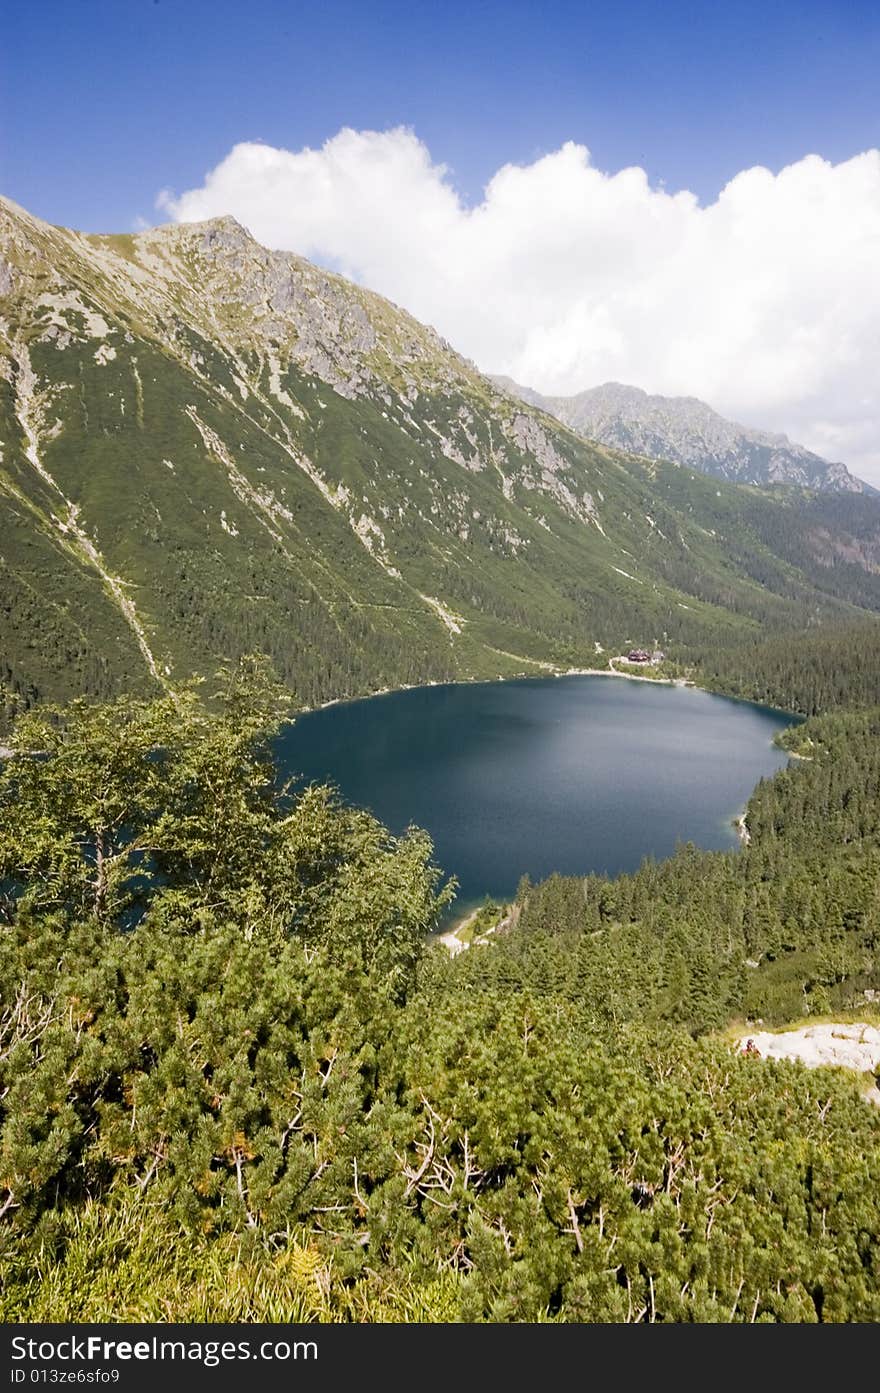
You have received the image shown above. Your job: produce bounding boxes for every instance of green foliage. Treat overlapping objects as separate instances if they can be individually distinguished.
[394,998,880,1322]
[3,678,880,1322]
[0,1198,462,1323]
[696,619,880,715]
[0,662,452,973]
[456,708,880,1030]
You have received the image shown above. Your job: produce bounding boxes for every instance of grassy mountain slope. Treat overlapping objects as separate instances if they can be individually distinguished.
[2,195,880,710]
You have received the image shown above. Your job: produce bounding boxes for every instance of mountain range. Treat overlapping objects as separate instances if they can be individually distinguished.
[2,195,880,712]
[492,378,868,494]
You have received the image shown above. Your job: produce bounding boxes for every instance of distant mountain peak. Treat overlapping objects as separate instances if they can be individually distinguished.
[493,376,870,494]
[146,212,256,246]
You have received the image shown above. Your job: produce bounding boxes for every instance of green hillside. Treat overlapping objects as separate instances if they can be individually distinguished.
[3,195,880,714]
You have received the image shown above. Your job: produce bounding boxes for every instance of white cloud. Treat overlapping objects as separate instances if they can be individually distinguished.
[158,129,880,483]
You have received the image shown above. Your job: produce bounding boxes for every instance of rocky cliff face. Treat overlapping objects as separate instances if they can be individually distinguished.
[494,378,869,494]
[2,196,879,711]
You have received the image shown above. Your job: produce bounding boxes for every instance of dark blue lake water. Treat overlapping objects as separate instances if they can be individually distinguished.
[276,675,792,919]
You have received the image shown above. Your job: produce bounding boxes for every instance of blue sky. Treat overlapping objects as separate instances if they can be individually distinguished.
[5,0,880,479]
[4,0,880,231]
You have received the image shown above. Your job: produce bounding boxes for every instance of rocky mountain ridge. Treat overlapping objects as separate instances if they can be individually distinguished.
[494,377,868,494]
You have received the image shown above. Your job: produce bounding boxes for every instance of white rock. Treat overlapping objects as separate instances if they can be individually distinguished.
[741,1023,880,1074]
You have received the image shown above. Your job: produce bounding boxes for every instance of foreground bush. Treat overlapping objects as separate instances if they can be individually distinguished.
[2,676,880,1321]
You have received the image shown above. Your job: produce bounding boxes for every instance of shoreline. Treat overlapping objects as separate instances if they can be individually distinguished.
[560,663,691,687]
[435,901,517,956]
[293,662,799,725]
[435,907,480,957]
[296,661,695,718]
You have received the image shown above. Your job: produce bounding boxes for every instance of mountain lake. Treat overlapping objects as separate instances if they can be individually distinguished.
[275,674,794,923]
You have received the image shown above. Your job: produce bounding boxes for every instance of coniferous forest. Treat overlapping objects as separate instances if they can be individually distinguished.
[2,637,880,1324]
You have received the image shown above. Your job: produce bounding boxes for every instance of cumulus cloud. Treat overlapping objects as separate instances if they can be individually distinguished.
[158,129,880,482]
